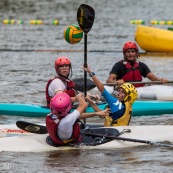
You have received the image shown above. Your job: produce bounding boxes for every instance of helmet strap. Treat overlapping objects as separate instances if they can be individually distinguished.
[68,66,73,79]
[124,96,131,102]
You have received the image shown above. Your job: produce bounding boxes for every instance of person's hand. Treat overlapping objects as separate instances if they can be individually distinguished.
[91,94,100,101]
[84,93,92,102]
[116,79,124,85]
[75,92,83,101]
[97,108,111,118]
[85,93,101,102]
[83,64,92,74]
[161,78,169,83]
[116,79,124,88]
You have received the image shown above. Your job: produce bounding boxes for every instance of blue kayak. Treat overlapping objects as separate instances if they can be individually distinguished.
[0,101,173,117]
[0,102,107,117]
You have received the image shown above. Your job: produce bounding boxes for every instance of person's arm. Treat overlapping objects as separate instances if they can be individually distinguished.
[50,79,77,103]
[146,72,169,83]
[79,108,110,119]
[106,74,124,87]
[141,62,168,83]
[83,64,104,93]
[106,74,117,83]
[70,96,77,103]
[84,94,101,112]
[78,93,110,119]
[106,63,124,85]
[49,79,66,95]
[75,93,88,114]
[106,62,118,83]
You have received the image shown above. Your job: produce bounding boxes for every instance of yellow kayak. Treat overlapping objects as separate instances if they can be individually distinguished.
[135,25,173,52]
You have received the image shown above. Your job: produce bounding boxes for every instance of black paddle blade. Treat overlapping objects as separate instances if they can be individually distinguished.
[46,128,120,147]
[77,4,95,33]
[16,121,47,134]
[79,128,120,146]
[73,78,96,92]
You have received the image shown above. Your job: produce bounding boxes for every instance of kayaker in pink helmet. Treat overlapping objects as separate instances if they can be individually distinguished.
[46,92,110,146]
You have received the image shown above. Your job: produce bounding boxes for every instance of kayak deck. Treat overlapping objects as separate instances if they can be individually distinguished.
[0,124,173,152]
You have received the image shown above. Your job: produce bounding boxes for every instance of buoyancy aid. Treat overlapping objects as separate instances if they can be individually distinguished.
[46,114,80,146]
[120,60,144,87]
[104,102,132,126]
[45,76,76,107]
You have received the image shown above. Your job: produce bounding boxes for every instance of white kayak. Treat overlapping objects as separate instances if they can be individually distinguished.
[96,85,173,101]
[137,85,173,101]
[0,124,173,152]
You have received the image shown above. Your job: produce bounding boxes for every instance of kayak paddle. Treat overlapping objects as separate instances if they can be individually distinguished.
[74,77,173,92]
[77,4,95,124]
[16,121,173,147]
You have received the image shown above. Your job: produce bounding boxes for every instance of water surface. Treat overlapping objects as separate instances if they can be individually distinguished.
[1,0,173,172]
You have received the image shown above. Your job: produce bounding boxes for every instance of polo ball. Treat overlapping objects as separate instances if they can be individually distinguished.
[64,24,83,44]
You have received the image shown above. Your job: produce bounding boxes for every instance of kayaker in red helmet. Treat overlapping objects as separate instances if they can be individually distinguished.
[45,56,76,108]
[106,41,168,87]
[45,56,110,121]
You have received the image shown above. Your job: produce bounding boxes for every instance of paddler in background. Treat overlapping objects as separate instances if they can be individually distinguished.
[83,64,138,126]
[106,41,168,87]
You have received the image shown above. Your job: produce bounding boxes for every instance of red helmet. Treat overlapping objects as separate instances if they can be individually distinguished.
[50,93,72,116]
[55,56,71,69]
[123,41,138,53]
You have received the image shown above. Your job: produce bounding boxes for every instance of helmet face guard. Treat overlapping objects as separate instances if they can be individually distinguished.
[50,93,72,116]
[120,83,138,104]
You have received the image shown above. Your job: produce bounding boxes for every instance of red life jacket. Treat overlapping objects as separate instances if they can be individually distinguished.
[45,76,76,107]
[46,114,80,146]
[120,60,144,87]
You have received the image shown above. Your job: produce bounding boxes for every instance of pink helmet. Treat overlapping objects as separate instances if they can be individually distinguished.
[50,93,72,116]
[123,41,138,53]
[55,56,71,69]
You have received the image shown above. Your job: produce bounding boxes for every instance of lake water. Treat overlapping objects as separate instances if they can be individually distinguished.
[1,0,173,172]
